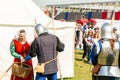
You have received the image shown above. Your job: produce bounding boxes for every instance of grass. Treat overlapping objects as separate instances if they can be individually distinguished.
[58,49,92,80]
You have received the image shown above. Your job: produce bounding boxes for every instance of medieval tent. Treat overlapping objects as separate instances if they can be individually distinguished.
[0,0,75,80]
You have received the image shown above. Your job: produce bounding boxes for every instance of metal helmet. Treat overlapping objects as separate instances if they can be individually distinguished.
[35,24,48,35]
[101,23,113,39]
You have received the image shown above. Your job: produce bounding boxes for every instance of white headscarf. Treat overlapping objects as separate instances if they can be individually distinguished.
[14,29,26,41]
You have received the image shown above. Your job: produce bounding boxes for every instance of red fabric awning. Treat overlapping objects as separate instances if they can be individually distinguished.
[76,18,89,25]
[89,18,96,25]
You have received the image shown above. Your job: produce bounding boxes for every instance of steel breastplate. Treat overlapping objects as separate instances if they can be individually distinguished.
[98,66,120,77]
[98,41,119,66]
[97,41,120,77]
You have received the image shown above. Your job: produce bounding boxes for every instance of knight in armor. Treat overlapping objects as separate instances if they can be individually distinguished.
[90,23,120,80]
[24,24,65,80]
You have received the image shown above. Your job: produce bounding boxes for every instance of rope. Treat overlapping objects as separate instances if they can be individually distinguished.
[0,24,34,27]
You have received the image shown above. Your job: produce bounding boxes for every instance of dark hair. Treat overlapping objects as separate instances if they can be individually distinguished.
[20,29,26,33]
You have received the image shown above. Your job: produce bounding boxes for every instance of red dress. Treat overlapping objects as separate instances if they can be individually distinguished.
[10,40,34,80]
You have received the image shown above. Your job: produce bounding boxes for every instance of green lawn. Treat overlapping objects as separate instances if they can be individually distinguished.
[59,49,92,80]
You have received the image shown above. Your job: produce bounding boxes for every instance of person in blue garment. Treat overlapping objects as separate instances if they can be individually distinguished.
[90,23,120,80]
[24,24,65,80]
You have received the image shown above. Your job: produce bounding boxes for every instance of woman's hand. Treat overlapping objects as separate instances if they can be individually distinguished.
[20,56,25,62]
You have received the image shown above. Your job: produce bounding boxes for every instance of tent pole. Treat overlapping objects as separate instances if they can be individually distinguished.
[51,6,63,80]
[0,64,12,80]
[110,0,118,26]
[52,6,55,34]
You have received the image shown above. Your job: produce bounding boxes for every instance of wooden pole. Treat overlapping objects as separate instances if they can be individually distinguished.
[110,1,118,26]
[34,18,38,38]
[51,6,63,80]
[52,6,56,34]
[110,10,115,26]
[0,64,12,80]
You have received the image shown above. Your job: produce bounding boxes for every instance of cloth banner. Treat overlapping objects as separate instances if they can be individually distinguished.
[88,12,92,20]
[65,12,69,21]
[115,12,120,20]
[92,12,102,19]
[102,12,107,19]
[107,11,113,20]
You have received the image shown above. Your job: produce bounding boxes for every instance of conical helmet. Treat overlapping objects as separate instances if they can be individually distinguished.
[101,23,113,39]
[35,24,48,35]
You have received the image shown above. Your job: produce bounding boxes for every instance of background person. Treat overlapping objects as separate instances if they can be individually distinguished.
[75,23,83,49]
[82,30,94,62]
[10,29,34,80]
[24,24,65,80]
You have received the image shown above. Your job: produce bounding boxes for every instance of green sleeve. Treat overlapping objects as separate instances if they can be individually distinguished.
[10,41,21,59]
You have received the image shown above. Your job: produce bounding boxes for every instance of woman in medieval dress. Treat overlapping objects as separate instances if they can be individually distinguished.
[10,29,34,80]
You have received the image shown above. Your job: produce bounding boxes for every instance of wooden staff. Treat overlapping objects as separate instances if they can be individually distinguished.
[110,1,118,26]
[51,6,63,80]
[110,10,115,26]
[0,64,13,80]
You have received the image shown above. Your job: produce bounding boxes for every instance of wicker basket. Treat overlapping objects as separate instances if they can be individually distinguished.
[12,62,32,78]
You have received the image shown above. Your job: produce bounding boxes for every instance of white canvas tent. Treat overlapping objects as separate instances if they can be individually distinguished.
[0,0,75,80]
